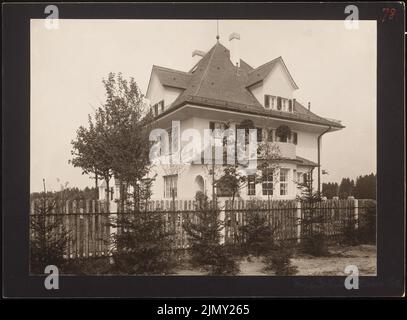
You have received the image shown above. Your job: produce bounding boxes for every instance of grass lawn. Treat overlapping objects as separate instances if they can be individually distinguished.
[174,244,377,276]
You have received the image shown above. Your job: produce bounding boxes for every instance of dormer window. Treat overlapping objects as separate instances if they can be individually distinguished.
[151,99,165,116]
[264,95,293,113]
[264,95,277,109]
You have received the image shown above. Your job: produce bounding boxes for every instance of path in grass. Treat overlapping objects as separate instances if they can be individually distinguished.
[174,244,376,276]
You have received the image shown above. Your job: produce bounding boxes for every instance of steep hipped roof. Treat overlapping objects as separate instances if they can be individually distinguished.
[171,42,261,109]
[151,41,343,129]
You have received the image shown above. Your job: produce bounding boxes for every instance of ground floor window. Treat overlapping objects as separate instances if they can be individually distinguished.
[262,169,274,196]
[164,174,178,199]
[280,168,289,195]
[247,175,256,196]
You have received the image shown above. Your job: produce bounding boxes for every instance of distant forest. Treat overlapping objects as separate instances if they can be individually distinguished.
[30,186,98,202]
[322,173,376,200]
[30,173,376,202]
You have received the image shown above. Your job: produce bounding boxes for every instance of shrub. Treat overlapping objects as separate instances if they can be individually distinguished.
[111,211,176,275]
[183,192,239,275]
[300,232,329,256]
[341,216,359,246]
[357,201,376,244]
[238,207,276,257]
[263,243,297,276]
[30,197,70,274]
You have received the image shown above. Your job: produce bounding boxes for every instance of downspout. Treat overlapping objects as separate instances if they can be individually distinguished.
[317,126,331,195]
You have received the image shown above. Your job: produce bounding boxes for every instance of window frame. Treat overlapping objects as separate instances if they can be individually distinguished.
[262,169,274,196]
[164,174,178,199]
[247,175,256,196]
[279,168,289,196]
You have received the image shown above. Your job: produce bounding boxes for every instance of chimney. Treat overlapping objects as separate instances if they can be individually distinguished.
[308,102,311,111]
[192,50,205,67]
[229,32,240,67]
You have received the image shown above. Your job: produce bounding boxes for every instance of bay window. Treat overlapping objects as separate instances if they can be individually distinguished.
[280,169,289,196]
[164,175,178,199]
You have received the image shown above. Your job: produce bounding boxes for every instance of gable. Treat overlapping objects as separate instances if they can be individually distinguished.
[263,59,297,99]
[146,71,165,105]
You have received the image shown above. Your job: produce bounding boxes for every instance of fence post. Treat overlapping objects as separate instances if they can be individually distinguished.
[219,199,226,244]
[296,201,302,243]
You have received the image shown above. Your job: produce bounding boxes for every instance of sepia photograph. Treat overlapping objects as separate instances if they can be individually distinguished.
[29,18,377,277]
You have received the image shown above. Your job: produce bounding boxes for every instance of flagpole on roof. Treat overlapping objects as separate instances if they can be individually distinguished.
[216,20,220,41]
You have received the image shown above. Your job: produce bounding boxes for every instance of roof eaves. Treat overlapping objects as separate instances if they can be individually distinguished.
[155,98,344,129]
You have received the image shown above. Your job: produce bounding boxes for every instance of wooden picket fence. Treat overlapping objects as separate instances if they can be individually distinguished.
[30,198,376,259]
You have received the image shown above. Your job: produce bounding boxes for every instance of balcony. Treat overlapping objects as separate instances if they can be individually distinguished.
[274,142,296,159]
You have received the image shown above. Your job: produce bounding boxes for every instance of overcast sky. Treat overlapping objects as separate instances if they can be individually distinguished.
[31,19,376,192]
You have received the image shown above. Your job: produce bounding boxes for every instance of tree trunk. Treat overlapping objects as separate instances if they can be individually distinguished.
[95,173,99,200]
[105,177,110,213]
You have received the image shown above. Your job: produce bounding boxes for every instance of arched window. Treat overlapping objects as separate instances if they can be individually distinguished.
[275,125,292,143]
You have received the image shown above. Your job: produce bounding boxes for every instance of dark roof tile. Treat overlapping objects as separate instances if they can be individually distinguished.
[151,42,343,129]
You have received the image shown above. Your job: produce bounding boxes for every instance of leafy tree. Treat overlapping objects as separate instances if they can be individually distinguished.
[101,73,153,210]
[70,107,114,205]
[183,192,239,275]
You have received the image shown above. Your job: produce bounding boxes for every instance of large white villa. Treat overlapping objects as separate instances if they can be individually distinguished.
[100,33,344,203]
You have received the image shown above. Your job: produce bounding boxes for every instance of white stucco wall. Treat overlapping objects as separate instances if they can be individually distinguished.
[146,72,182,110]
[249,60,296,107]
[146,72,164,106]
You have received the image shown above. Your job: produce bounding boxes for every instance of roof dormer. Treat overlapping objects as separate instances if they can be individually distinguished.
[246,57,298,110]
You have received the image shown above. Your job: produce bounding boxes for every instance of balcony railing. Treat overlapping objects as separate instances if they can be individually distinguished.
[274,142,296,159]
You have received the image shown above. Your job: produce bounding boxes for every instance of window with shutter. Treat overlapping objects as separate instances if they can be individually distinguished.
[256,127,263,142]
[288,99,293,112]
[264,95,270,108]
[293,132,298,145]
[267,129,274,142]
[277,97,282,110]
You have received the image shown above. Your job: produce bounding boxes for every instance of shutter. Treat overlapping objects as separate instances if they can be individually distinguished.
[257,128,263,142]
[289,99,293,112]
[277,97,282,110]
[293,132,298,145]
[264,95,270,108]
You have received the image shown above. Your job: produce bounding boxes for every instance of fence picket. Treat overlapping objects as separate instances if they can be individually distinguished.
[29,198,375,258]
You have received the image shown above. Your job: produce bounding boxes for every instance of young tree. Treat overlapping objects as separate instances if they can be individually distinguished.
[30,181,70,274]
[238,201,276,257]
[70,109,114,205]
[110,181,176,275]
[296,174,329,256]
[183,192,239,275]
